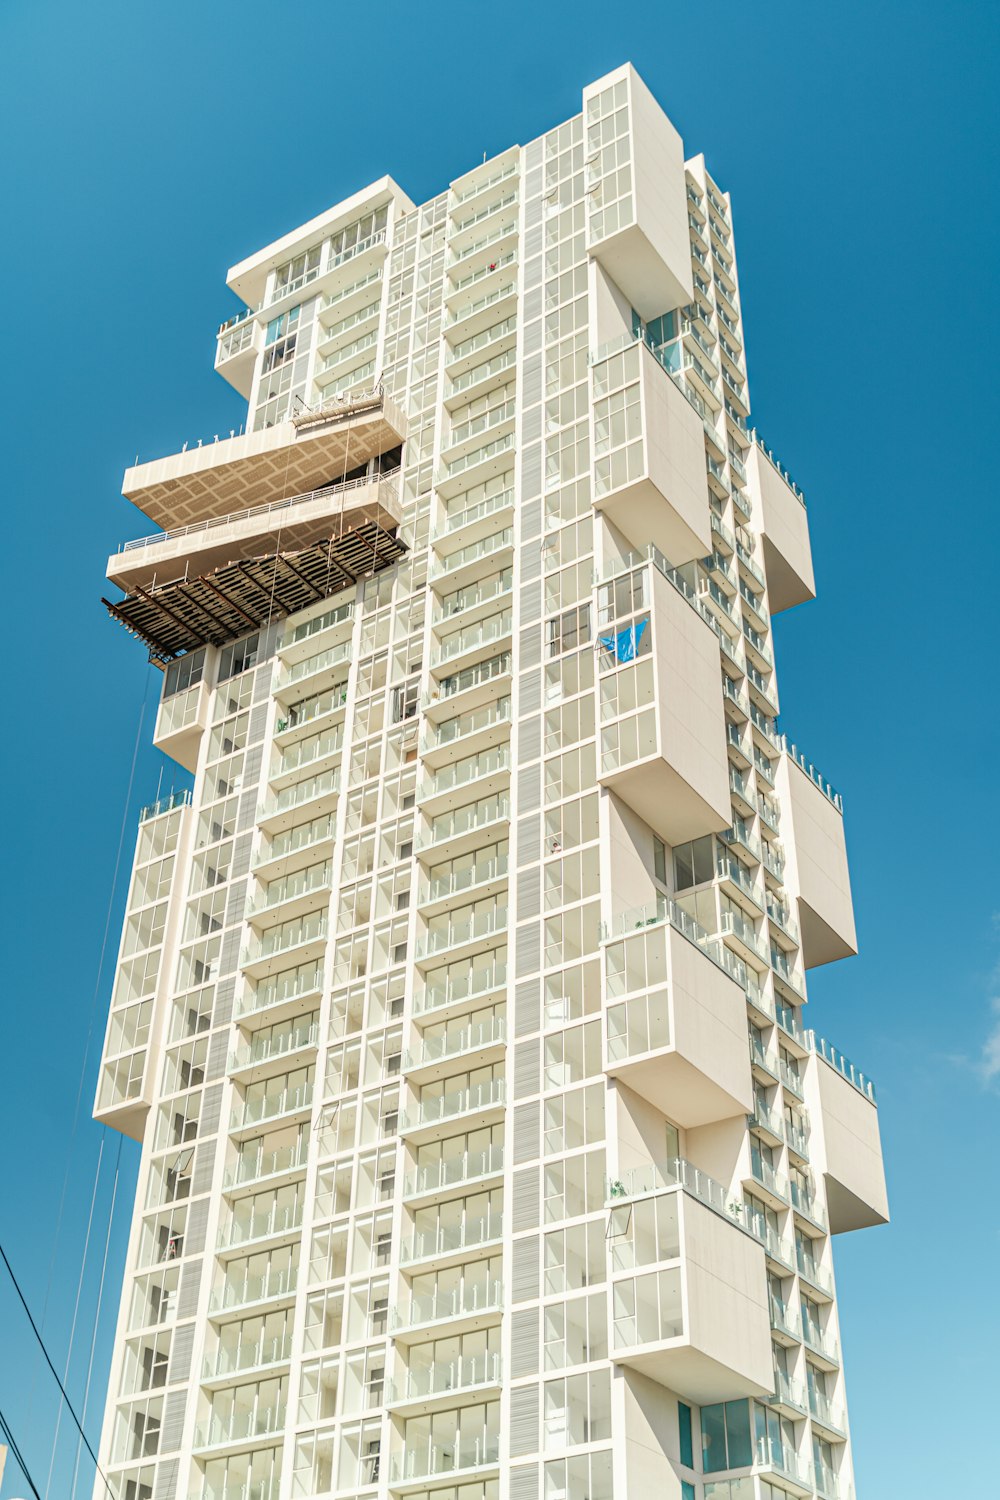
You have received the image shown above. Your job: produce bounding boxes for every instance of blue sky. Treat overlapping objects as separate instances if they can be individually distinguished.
[0,1,996,1495]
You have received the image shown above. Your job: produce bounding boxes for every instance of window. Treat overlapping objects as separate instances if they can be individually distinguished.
[678,1401,693,1467]
[218,632,260,682]
[701,1398,752,1472]
[547,604,591,657]
[163,647,206,698]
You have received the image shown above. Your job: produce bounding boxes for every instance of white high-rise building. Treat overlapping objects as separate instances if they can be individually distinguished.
[93,64,888,1500]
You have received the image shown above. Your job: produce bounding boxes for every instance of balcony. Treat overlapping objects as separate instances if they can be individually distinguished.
[388,1432,500,1489]
[414,906,509,968]
[416,745,510,817]
[775,745,856,968]
[429,613,513,679]
[202,1333,292,1386]
[596,554,731,845]
[431,487,515,554]
[390,1278,504,1341]
[809,1038,888,1233]
[229,1081,314,1139]
[584,67,693,317]
[217,1201,303,1256]
[208,1266,298,1319]
[153,678,210,771]
[603,915,752,1127]
[746,435,815,613]
[223,1139,310,1194]
[607,1170,771,1402]
[419,697,511,770]
[412,959,508,1025]
[247,862,332,928]
[403,1016,506,1084]
[399,1078,506,1144]
[400,1209,504,1269]
[416,794,510,864]
[240,915,328,978]
[215,316,260,398]
[403,1145,505,1206]
[388,1351,502,1414]
[109,472,402,598]
[256,769,341,835]
[591,338,711,565]
[193,1405,285,1455]
[416,853,509,918]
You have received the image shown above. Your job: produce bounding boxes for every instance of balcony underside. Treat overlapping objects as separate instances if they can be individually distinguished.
[122,390,407,528]
[104,525,406,662]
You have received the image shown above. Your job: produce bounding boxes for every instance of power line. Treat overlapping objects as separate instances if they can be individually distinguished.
[0,1242,117,1499]
[0,1404,43,1500]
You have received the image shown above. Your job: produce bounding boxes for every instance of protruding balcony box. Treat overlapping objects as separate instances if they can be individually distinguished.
[107,473,402,597]
[598,561,731,846]
[152,677,210,772]
[215,315,262,400]
[746,439,815,613]
[604,918,753,1127]
[808,1048,888,1234]
[774,749,857,967]
[611,1189,772,1404]
[592,340,712,567]
[584,66,694,319]
[117,388,407,532]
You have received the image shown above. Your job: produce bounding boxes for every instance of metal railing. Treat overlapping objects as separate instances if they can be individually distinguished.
[118,472,397,554]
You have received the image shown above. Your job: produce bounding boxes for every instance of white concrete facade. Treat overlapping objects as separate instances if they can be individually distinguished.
[92,63,887,1500]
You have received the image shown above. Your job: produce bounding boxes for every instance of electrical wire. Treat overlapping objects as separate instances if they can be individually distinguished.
[0,1404,44,1500]
[0,1242,116,1498]
[70,1134,124,1500]
[44,1133,106,1498]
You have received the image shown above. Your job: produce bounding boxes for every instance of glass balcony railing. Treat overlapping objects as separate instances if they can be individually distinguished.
[388,1350,502,1405]
[241,915,327,968]
[218,1201,302,1251]
[418,854,509,908]
[390,1277,504,1332]
[209,1266,297,1314]
[769,1369,807,1413]
[417,795,509,854]
[809,1386,846,1433]
[433,488,515,544]
[247,863,332,918]
[403,1015,506,1074]
[445,315,517,367]
[428,526,514,581]
[253,815,335,871]
[258,768,341,820]
[446,284,517,331]
[400,1078,505,1133]
[230,1082,313,1132]
[389,1434,500,1483]
[420,697,511,754]
[400,1209,504,1264]
[236,964,323,1021]
[194,1406,285,1451]
[431,613,512,670]
[403,1144,504,1200]
[769,1294,800,1343]
[755,1436,812,1487]
[223,1139,309,1191]
[272,728,342,780]
[276,638,353,691]
[419,746,510,804]
[202,1333,292,1381]
[413,959,507,1018]
[416,906,509,961]
[808,1033,876,1102]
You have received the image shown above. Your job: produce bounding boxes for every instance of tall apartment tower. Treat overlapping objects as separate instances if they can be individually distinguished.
[93,64,888,1500]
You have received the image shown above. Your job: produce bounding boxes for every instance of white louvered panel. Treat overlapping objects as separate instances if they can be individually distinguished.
[510,1307,540,1377]
[519,764,541,812]
[199,1082,223,1136]
[523,319,543,357]
[510,1383,541,1456]
[511,1234,540,1304]
[515,919,541,979]
[514,982,541,1041]
[521,351,543,404]
[213,977,236,1027]
[153,1458,180,1500]
[517,867,541,922]
[177,1260,202,1318]
[184,1197,210,1257]
[517,714,541,765]
[519,668,542,714]
[519,626,542,673]
[514,1038,540,1100]
[511,1165,539,1232]
[522,404,542,445]
[158,1390,188,1454]
[191,1140,217,1197]
[205,1029,230,1083]
[166,1321,195,1384]
[512,1099,540,1163]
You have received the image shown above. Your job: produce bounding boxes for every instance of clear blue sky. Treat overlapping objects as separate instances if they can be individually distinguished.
[0,1,996,1495]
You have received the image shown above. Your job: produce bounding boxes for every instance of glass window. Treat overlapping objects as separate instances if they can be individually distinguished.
[678,1402,693,1468]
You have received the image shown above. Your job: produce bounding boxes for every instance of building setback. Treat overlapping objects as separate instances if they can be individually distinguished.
[93,63,888,1500]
